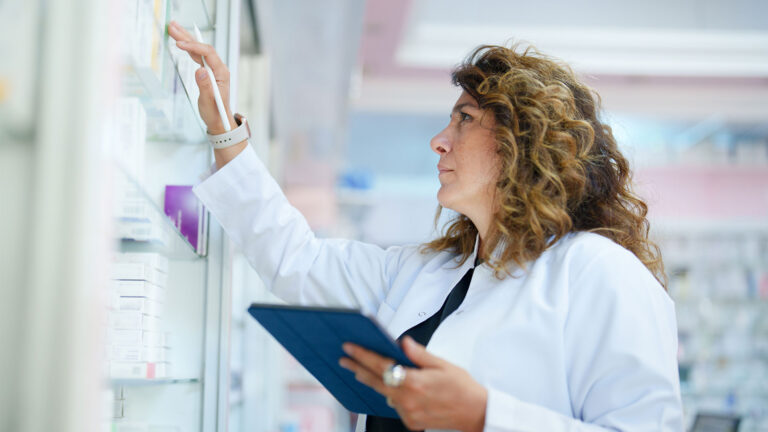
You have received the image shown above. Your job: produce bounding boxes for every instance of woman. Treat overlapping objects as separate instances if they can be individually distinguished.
[169,20,682,432]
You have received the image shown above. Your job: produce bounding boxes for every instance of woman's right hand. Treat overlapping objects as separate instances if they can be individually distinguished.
[167,20,237,134]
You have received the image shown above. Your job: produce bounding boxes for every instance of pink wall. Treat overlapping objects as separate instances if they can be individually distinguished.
[635,166,768,221]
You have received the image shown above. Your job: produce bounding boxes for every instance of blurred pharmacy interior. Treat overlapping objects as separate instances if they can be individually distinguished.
[1,0,767,431]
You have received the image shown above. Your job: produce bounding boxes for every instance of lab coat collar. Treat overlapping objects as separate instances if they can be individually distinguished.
[487,234,567,276]
[471,233,480,266]
[475,232,508,265]
[490,235,507,262]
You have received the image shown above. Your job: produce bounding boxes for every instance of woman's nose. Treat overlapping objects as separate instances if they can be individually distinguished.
[430,128,451,155]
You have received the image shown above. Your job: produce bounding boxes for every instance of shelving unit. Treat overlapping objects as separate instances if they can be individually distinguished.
[103,0,239,430]
[656,226,768,431]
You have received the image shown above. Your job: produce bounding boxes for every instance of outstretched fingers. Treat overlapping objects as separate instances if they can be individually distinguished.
[167,21,198,61]
[167,21,230,82]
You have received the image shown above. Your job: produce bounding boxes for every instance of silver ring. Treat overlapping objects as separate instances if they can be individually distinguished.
[382,364,406,387]
[386,396,395,407]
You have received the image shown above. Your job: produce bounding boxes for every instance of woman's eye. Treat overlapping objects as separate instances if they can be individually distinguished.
[459,112,472,122]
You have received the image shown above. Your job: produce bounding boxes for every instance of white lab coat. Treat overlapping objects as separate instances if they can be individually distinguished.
[193,144,683,432]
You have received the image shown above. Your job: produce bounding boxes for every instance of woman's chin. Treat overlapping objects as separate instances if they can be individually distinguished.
[436,190,446,207]
[436,190,454,211]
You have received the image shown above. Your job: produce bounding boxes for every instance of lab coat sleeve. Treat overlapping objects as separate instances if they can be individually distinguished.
[484,388,613,431]
[483,247,683,432]
[192,144,407,314]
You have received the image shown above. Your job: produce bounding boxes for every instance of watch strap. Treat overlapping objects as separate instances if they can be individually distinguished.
[207,114,251,149]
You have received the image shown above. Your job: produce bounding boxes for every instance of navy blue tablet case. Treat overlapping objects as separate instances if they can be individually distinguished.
[247,303,416,418]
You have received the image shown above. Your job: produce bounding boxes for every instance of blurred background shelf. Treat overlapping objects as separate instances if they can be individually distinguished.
[682,390,768,399]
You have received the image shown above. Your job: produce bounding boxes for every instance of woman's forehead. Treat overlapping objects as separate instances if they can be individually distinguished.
[454,90,479,108]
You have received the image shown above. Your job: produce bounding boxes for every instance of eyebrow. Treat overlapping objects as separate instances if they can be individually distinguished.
[451,102,479,114]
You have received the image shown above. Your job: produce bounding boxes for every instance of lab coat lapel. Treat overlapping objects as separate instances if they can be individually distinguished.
[385,234,481,341]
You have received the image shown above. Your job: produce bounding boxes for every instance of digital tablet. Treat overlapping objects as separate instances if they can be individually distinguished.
[247,303,416,418]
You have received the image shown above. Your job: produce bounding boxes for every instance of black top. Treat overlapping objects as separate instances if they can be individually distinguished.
[365,263,477,432]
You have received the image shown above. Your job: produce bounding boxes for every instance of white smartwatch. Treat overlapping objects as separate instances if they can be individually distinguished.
[206,113,250,149]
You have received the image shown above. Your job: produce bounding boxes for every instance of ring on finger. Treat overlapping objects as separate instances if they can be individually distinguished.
[386,396,396,408]
[382,364,406,387]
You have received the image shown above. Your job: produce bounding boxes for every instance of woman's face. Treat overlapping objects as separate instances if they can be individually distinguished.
[430,91,500,224]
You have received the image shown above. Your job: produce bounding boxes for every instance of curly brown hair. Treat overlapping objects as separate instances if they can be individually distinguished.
[423,44,667,288]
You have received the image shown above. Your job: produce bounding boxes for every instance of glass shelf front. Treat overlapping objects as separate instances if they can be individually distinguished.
[119,0,210,144]
[113,164,205,260]
[168,0,214,30]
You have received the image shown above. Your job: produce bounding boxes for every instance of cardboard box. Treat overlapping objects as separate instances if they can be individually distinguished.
[109,329,164,348]
[112,280,165,303]
[112,263,168,287]
[116,297,163,317]
[117,252,169,274]
[115,219,169,245]
[116,199,154,222]
[110,361,157,379]
[109,311,162,332]
[111,345,167,362]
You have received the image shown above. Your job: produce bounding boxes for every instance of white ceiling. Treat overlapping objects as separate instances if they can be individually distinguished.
[408,0,768,31]
[401,0,768,76]
[398,25,768,77]
[353,0,768,121]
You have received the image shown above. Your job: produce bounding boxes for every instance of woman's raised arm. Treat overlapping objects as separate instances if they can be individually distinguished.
[168,20,247,169]
[169,21,413,314]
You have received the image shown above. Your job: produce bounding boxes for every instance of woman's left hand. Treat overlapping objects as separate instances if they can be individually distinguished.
[339,336,487,432]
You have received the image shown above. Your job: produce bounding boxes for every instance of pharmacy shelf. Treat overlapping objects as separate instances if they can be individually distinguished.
[665,260,767,271]
[652,219,768,236]
[122,62,206,144]
[111,377,201,387]
[104,0,232,431]
[114,163,206,260]
[169,0,214,30]
[681,388,768,398]
[673,298,768,306]
[120,7,209,144]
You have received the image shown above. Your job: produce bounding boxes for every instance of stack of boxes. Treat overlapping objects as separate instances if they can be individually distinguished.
[107,252,171,379]
[108,97,170,246]
[114,173,170,245]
